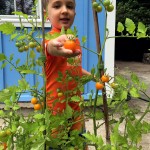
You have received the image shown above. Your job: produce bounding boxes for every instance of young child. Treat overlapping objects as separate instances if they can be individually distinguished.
[43,0,91,148]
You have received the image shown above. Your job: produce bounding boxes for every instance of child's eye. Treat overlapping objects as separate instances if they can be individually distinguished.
[53,5,60,9]
[67,5,74,9]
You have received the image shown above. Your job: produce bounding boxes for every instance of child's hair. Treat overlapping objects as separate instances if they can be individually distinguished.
[42,0,49,10]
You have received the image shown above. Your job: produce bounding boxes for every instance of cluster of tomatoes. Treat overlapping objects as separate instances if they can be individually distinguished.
[95,74,110,90]
[31,97,43,110]
[15,38,41,53]
[95,74,118,90]
[92,0,114,13]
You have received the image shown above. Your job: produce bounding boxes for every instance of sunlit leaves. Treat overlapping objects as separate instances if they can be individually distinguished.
[0,53,6,61]
[117,22,124,33]
[125,18,136,35]
[116,18,148,39]
[0,22,16,35]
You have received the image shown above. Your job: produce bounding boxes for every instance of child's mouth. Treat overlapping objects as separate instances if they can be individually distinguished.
[60,18,70,24]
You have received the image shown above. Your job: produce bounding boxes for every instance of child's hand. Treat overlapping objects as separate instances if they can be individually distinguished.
[47,35,81,57]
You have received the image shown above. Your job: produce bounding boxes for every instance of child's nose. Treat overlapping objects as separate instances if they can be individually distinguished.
[61,6,68,13]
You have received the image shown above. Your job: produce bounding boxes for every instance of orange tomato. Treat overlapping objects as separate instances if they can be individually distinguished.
[64,40,76,52]
[101,75,109,83]
[95,82,104,90]
[31,97,38,105]
[34,103,41,110]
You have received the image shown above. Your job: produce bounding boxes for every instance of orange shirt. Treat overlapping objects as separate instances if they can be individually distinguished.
[45,28,82,114]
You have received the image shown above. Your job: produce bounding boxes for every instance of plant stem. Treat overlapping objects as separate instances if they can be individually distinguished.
[136,91,150,125]
[80,45,100,56]
[92,0,110,143]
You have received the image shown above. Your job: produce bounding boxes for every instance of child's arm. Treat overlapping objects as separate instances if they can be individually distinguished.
[47,35,81,57]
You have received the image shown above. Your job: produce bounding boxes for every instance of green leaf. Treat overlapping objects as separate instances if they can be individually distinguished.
[64,104,73,119]
[60,26,65,34]
[30,140,45,150]
[125,18,136,34]
[17,34,27,41]
[13,11,28,19]
[20,70,36,74]
[71,96,81,102]
[131,73,139,84]
[117,22,124,33]
[30,50,36,59]
[137,22,147,34]
[0,54,6,61]
[18,78,30,90]
[120,90,128,100]
[0,62,7,69]
[12,104,20,110]
[129,87,140,98]
[9,54,14,61]
[10,33,18,40]
[16,59,20,66]
[82,36,87,43]
[33,114,44,120]
[0,22,16,35]
[82,132,98,143]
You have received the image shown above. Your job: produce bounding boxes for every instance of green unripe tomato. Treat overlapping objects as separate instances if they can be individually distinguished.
[15,42,21,47]
[106,4,114,12]
[92,2,99,9]
[96,5,102,12]
[103,0,110,7]
[24,45,29,51]
[29,42,36,48]
[18,46,24,52]
[0,131,6,137]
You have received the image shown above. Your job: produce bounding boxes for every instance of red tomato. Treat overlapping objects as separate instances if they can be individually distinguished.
[64,40,76,52]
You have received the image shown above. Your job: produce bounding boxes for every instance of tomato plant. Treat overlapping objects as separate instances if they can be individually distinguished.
[0,1,150,150]
[64,40,76,52]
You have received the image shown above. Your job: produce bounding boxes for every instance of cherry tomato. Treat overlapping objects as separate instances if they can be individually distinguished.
[110,82,118,89]
[31,97,38,105]
[64,40,76,52]
[18,46,24,52]
[34,103,41,110]
[15,42,21,47]
[36,46,41,52]
[0,131,6,137]
[103,0,110,7]
[106,4,114,12]
[24,45,29,51]
[101,75,109,83]
[96,5,102,12]
[58,92,63,97]
[92,2,99,9]
[95,82,104,90]
[29,42,36,48]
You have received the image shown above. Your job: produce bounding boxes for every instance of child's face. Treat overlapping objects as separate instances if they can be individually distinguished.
[47,0,76,30]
